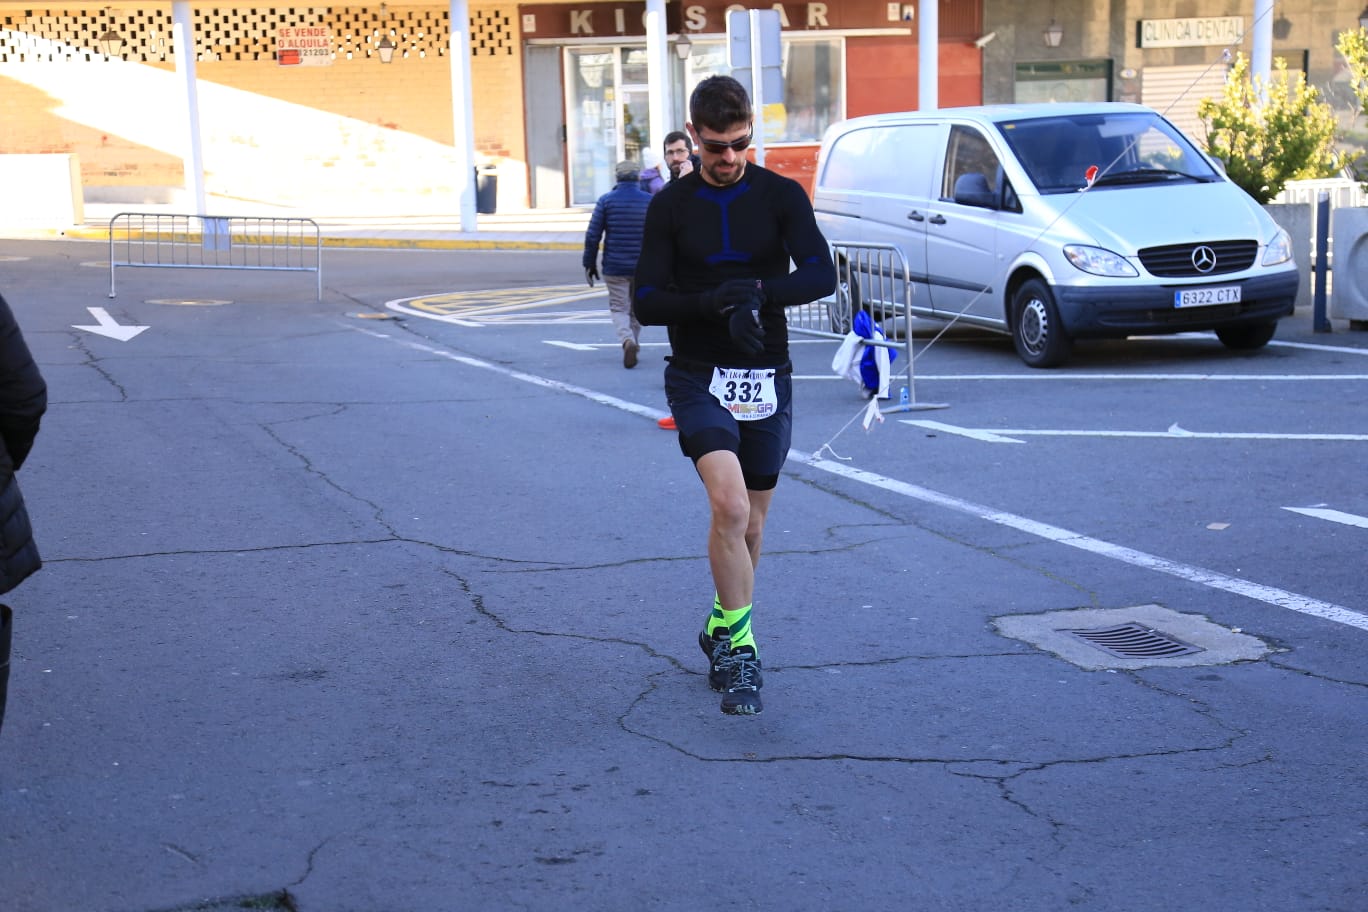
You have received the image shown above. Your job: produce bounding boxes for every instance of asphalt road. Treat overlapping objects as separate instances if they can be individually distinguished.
[1,240,1365,912]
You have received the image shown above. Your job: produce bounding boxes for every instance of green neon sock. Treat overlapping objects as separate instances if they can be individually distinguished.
[715,604,755,653]
[705,594,726,637]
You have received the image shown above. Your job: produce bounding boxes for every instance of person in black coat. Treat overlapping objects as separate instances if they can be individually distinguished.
[0,291,46,736]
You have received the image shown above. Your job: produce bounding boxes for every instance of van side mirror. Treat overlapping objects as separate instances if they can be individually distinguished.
[953,172,997,209]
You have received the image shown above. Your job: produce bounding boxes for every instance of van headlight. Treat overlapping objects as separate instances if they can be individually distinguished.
[1063,245,1139,277]
[1262,228,1293,266]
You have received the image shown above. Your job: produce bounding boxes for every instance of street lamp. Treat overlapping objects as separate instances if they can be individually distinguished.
[675,33,692,60]
[1043,20,1063,47]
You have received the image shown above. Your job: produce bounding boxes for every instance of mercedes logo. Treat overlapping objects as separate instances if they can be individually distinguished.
[1191,245,1217,273]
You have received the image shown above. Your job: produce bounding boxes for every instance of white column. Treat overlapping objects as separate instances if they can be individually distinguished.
[1251,0,1273,89]
[918,0,937,111]
[645,0,668,164]
[171,1,206,214]
[449,0,476,230]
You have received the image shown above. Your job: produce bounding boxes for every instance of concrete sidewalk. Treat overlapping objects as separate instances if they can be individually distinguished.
[3,198,591,251]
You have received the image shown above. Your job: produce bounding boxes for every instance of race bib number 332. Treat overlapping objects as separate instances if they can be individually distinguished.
[708,367,778,421]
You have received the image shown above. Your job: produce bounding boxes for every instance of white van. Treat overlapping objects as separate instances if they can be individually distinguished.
[812,103,1300,367]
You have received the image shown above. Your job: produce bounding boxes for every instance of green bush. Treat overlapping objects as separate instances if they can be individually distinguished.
[1337,27,1368,184]
[1197,53,1347,203]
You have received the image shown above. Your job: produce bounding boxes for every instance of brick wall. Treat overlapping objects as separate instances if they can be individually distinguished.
[0,3,529,214]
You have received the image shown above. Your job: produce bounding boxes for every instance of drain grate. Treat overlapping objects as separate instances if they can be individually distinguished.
[1062,623,1204,659]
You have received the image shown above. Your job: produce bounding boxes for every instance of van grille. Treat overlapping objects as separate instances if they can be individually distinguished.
[1138,240,1257,277]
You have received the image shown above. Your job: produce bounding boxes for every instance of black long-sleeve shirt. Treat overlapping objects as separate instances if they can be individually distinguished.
[633,163,836,369]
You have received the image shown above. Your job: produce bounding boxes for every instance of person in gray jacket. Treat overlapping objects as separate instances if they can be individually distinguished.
[583,160,653,368]
[0,291,46,736]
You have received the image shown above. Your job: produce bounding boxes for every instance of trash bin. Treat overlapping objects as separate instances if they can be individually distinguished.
[475,165,498,215]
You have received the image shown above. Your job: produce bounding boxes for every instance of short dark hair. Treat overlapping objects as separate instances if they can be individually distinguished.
[688,76,752,134]
[663,130,691,152]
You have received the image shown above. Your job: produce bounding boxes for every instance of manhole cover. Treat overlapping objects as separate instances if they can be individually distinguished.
[1063,623,1203,659]
[994,604,1271,670]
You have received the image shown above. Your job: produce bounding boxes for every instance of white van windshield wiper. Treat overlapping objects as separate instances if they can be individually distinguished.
[1090,167,1214,186]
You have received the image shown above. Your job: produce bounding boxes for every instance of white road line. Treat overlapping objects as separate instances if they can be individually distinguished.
[1269,339,1368,356]
[807,456,1368,633]
[545,341,597,351]
[1284,506,1368,529]
[901,373,1368,381]
[903,419,1368,443]
[345,322,1368,635]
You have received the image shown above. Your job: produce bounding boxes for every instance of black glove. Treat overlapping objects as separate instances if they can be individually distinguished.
[728,294,766,355]
[700,279,762,320]
[585,265,600,287]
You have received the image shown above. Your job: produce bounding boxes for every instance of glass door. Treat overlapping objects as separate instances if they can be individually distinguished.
[564,45,652,206]
[565,48,616,206]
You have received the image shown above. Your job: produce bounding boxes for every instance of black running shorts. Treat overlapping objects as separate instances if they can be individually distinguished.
[663,361,793,491]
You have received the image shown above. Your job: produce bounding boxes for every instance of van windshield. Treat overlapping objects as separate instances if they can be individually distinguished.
[996,111,1221,194]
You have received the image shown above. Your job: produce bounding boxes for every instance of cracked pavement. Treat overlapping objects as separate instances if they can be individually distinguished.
[0,241,1364,912]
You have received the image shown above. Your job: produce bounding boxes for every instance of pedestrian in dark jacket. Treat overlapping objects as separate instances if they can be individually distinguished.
[583,160,653,368]
[0,291,45,736]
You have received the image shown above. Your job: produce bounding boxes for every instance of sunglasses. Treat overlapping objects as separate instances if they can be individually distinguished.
[696,129,754,154]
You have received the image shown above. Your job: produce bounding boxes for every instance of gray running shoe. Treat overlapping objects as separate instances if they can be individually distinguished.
[718,646,763,715]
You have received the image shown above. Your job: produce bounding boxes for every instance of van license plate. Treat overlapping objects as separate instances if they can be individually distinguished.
[1174,286,1241,308]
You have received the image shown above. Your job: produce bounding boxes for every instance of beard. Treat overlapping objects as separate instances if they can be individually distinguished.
[703,158,745,187]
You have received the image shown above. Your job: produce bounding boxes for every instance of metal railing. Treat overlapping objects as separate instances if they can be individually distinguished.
[108,212,322,301]
[790,241,945,411]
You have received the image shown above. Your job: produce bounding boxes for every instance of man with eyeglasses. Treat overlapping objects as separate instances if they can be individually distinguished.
[661,130,699,183]
[634,75,835,716]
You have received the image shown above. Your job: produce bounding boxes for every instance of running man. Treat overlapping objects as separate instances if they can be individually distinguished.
[633,75,836,715]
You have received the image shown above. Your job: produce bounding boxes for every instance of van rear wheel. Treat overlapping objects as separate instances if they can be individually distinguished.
[1215,321,1277,350]
[1011,279,1072,368]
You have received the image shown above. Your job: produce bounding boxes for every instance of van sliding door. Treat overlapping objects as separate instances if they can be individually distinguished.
[927,125,1004,326]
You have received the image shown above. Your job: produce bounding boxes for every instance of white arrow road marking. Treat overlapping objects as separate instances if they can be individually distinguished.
[1283,507,1368,529]
[904,420,1024,443]
[73,307,148,341]
[902,419,1368,443]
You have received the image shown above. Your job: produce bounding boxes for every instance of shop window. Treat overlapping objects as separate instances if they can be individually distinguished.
[1014,60,1113,104]
[685,37,843,144]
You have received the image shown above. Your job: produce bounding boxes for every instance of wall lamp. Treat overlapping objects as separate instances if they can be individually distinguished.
[675,32,692,60]
[98,7,123,57]
[1043,20,1063,47]
[375,3,397,63]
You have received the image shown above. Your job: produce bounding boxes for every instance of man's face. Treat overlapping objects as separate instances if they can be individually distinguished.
[687,121,752,188]
[664,139,692,178]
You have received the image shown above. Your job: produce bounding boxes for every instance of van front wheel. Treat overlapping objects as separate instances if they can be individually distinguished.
[1215,321,1277,350]
[1011,279,1072,368]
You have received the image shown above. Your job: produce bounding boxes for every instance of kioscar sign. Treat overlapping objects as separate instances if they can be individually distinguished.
[519,1,908,38]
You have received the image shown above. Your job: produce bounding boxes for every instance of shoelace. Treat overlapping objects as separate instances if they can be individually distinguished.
[708,636,732,669]
[720,652,759,690]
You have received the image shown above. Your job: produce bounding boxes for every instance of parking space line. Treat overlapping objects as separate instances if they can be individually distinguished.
[346,321,1368,636]
[1283,506,1368,529]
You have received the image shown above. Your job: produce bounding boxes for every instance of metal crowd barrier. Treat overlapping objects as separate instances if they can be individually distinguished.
[108,212,322,301]
[790,240,945,411]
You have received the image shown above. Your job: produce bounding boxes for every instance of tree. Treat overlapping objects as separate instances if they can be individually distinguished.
[1197,53,1347,203]
[1337,26,1368,183]
[1337,28,1368,118]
